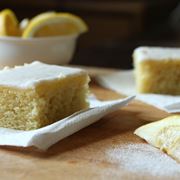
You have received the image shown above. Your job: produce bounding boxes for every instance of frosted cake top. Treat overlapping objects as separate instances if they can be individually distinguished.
[0,61,86,88]
[133,47,180,62]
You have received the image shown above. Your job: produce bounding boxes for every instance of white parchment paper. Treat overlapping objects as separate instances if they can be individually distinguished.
[0,95,134,150]
[96,70,180,113]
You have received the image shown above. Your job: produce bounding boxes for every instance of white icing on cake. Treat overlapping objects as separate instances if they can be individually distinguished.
[133,47,180,62]
[0,61,86,88]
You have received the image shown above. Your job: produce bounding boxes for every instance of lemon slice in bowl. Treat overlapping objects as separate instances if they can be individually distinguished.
[134,115,180,162]
[22,12,88,38]
[20,12,56,33]
[0,9,20,36]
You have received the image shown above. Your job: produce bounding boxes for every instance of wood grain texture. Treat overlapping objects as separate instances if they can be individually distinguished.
[0,84,179,180]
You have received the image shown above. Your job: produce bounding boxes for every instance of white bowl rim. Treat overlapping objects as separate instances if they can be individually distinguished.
[0,33,79,42]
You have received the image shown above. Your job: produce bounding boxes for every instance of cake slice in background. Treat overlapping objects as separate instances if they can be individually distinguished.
[0,61,90,130]
[133,47,180,95]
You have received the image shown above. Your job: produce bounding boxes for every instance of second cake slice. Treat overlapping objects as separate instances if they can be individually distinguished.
[133,47,180,95]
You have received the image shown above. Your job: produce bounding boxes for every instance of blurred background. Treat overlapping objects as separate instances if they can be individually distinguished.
[1,0,180,69]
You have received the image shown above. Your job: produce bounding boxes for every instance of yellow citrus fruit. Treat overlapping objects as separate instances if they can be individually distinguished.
[0,9,20,36]
[20,12,56,33]
[134,115,180,162]
[22,12,88,38]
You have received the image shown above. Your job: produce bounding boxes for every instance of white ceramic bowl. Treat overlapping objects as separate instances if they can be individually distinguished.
[0,34,78,67]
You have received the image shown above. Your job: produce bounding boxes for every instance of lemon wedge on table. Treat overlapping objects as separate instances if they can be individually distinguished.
[0,9,20,36]
[22,13,88,38]
[134,115,180,162]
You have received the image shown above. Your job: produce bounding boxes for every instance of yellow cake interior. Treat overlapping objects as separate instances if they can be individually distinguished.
[0,74,89,130]
[134,59,180,95]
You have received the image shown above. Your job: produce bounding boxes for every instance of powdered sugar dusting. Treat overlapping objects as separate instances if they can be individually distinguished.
[106,143,180,177]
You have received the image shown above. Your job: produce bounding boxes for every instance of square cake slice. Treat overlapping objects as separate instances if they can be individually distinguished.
[0,61,90,130]
[133,47,180,95]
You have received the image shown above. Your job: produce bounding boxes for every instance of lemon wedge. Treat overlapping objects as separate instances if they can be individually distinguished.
[22,12,88,38]
[20,12,56,33]
[0,9,20,36]
[134,115,180,162]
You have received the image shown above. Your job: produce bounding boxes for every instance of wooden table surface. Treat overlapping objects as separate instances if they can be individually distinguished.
[0,83,180,180]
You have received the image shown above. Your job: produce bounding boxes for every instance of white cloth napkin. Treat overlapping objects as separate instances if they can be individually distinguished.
[96,70,180,113]
[0,95,134,150]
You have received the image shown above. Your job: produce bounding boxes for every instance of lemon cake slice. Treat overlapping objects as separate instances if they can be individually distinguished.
[0,61,90,130]
[134,116,180,162]
[133,47,180,95]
